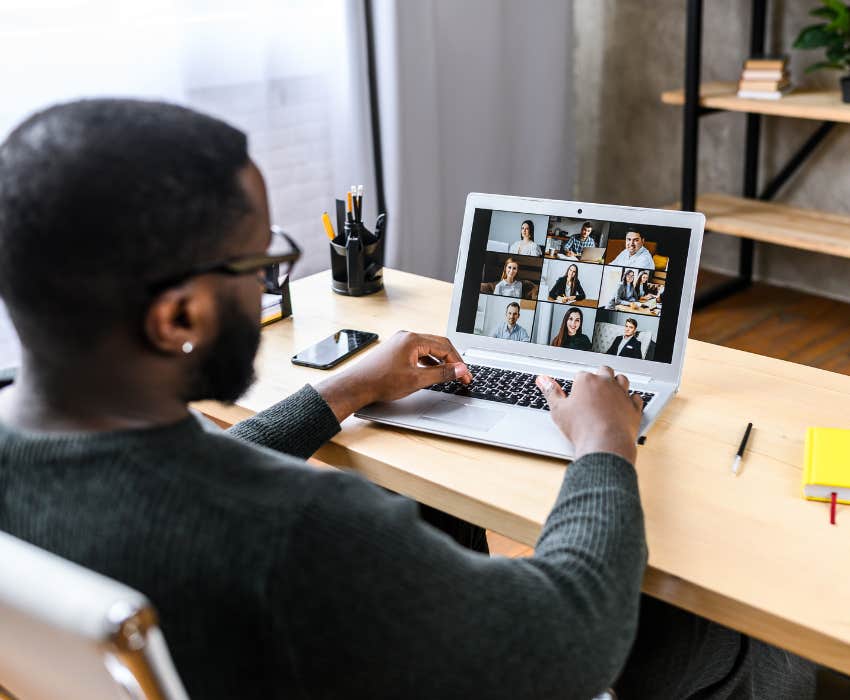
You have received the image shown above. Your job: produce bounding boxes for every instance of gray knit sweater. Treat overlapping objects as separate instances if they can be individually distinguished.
[0,385,646,699]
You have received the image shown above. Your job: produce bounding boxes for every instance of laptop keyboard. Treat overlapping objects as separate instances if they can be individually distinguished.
[427,364,654,412]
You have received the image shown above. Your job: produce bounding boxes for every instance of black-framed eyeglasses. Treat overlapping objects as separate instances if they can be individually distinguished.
[148,226,301,295]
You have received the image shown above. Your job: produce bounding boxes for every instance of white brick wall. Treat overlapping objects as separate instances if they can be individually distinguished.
[187,75,335,280]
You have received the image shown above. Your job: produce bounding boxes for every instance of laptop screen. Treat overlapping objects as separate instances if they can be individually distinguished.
[455,208,693,365]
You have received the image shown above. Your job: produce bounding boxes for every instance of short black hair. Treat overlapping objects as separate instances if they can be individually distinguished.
[0,98,251,349]
[506,302,520,312]
[626,318,638,329]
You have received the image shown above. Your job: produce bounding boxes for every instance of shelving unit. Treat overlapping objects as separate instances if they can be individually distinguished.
[664,0,848,308]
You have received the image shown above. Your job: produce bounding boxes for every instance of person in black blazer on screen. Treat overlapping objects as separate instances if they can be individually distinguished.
[606,318,643,359]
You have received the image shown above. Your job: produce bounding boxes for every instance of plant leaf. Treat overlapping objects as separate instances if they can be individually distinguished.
[793,23,833,48]
[811,7,837,20]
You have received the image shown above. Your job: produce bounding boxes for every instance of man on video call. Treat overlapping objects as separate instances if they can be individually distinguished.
[609,229,655,270]
[490,300,530,341]
[0,99,815,699]
[561,220,598,258]
[606,318,643,359]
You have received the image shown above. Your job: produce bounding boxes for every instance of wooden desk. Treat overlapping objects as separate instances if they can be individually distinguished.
[614,303,661,317]
[550,298,597,308]
[197,268,850,675]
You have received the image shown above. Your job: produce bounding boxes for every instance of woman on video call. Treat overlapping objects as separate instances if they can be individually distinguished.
[493,257,523,297]
[509,220,542,256]
[547,263,586,304]
[615,269,637,305]
[635,269,655,301]
[550,307,592,351]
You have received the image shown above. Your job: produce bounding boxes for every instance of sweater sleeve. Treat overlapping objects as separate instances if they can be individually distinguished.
[575,280,586,301]
[226,384,340,460]
[273,452,647,700]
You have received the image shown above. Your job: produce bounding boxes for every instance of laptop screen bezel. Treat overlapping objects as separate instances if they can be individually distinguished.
[446,193,705,387]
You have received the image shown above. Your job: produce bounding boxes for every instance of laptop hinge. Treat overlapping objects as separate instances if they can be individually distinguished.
[463,348,655,385]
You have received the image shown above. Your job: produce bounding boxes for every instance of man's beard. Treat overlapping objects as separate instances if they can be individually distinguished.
[183,292,261,404]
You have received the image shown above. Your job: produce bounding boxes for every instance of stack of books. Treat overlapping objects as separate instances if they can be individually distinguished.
[737,56,791,99]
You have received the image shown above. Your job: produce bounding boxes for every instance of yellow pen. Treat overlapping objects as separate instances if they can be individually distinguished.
[321,211,336,241]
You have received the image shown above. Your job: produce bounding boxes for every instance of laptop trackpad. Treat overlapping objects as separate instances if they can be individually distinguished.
[420,401,504,432]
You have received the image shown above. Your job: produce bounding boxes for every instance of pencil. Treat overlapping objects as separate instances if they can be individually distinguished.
[321,211,336,241]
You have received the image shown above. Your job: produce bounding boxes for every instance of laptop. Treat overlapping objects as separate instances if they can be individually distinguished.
[357,193,705,459]
[578,246,607,263]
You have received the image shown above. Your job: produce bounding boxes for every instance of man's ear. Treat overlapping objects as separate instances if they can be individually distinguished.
[143,281,218,355]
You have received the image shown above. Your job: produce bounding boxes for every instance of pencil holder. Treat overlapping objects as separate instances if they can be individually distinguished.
[329,216,385,296]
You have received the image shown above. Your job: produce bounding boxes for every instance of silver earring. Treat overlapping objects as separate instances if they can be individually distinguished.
[182,341,194,354]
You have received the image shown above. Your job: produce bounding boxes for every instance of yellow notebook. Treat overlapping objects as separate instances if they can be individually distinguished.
[802,427,850,505]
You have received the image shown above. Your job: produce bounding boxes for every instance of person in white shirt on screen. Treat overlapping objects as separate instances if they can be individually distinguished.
[491,302,530,341]
[492,258,523,297]
[609,230,655,270]
[508,220,542,256]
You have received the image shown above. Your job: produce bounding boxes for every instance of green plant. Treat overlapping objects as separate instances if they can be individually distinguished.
[793,0,850,74]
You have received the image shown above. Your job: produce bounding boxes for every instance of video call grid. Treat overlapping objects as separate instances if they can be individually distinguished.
[476,215,667,359]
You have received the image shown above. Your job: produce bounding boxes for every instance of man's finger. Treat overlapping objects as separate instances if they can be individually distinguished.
[419,362,469,386]
[596,365,615,379]
[535,375,566,405]
[615,373,630,392]
[631,393,645,412]
[416,333,464,366]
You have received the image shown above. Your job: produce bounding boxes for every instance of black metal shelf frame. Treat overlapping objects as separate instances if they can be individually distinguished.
[682,0,837,309]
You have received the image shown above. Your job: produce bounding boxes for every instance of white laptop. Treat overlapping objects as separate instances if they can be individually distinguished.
[357,193,704,459]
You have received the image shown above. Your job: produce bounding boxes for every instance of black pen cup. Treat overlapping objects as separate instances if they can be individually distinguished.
[330,220,384,296]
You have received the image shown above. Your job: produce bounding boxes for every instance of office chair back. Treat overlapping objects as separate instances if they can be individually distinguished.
[0,530,189,700]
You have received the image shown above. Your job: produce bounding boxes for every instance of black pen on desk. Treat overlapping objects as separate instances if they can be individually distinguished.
[356,184,364,223]
[731,422,753,475]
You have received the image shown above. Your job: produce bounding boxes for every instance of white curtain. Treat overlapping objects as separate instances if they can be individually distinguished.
[371,0,576,281]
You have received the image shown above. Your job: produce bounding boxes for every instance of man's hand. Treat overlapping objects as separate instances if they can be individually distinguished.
[536,366,643,464]
[316,331,471,423]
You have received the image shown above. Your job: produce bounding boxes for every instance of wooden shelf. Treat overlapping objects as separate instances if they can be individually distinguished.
[661,81,850,123]
[667,193,850,258]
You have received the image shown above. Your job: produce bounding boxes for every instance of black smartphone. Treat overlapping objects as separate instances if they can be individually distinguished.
[291,329,378,369]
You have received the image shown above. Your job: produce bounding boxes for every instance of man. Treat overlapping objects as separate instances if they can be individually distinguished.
[490,301,530,341]
[0,99,645,699]
[606,318,644,358]
[562,221,598,259]
[609,229,655,270]
[0,100,814,700]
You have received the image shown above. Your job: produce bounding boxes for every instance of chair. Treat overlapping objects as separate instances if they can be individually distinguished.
[0,530,189,700]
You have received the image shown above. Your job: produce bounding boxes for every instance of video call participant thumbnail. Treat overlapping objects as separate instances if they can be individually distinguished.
[551,307,591,351]
[609,229,654,270]
[606,318,642,358]
[491,301,530,341]
[615,269,637,305]
[509,219,542,257]
[560,221,598,259]
[493,257,522,298]
[547,264,586,304]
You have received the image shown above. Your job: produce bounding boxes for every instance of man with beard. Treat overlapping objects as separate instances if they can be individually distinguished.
[0,100,814,700]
